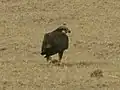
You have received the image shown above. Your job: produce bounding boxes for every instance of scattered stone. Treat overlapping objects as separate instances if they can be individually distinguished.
[0,47,7,51]
[90,69,103,78]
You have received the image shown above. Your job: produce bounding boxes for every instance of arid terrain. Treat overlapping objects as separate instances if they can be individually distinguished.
[0,0,120,90]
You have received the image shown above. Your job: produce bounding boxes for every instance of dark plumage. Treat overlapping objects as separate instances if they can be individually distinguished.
[41,24,71,62]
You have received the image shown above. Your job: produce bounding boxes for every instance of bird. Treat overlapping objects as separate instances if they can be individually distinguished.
[41,24,71,63]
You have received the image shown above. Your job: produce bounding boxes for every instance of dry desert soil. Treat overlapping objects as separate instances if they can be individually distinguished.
[0,0,120,90]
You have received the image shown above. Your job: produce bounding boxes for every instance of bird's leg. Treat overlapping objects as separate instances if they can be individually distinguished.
[46,56,52,62]
[58,51,63,63]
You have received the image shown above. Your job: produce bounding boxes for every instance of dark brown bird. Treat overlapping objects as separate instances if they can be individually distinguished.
[41,24,71,62]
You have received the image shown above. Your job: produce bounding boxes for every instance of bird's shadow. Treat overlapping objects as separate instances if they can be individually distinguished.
[39,60,109,68]
[57,61,108,68]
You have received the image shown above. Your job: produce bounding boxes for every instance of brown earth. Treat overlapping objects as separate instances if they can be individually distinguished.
[0,0,120,90]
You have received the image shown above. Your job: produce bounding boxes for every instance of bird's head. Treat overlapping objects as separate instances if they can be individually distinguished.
[55,23,71,34]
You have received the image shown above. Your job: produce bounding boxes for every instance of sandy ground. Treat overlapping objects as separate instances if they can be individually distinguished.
[0,0,120,90]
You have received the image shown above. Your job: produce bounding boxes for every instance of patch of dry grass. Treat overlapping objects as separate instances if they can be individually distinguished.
[0,0,120,89]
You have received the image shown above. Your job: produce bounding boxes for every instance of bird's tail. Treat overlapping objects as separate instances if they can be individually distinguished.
[41,52,45,55]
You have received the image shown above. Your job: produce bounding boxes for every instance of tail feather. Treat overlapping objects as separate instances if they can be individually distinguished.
[41,52,45,55]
